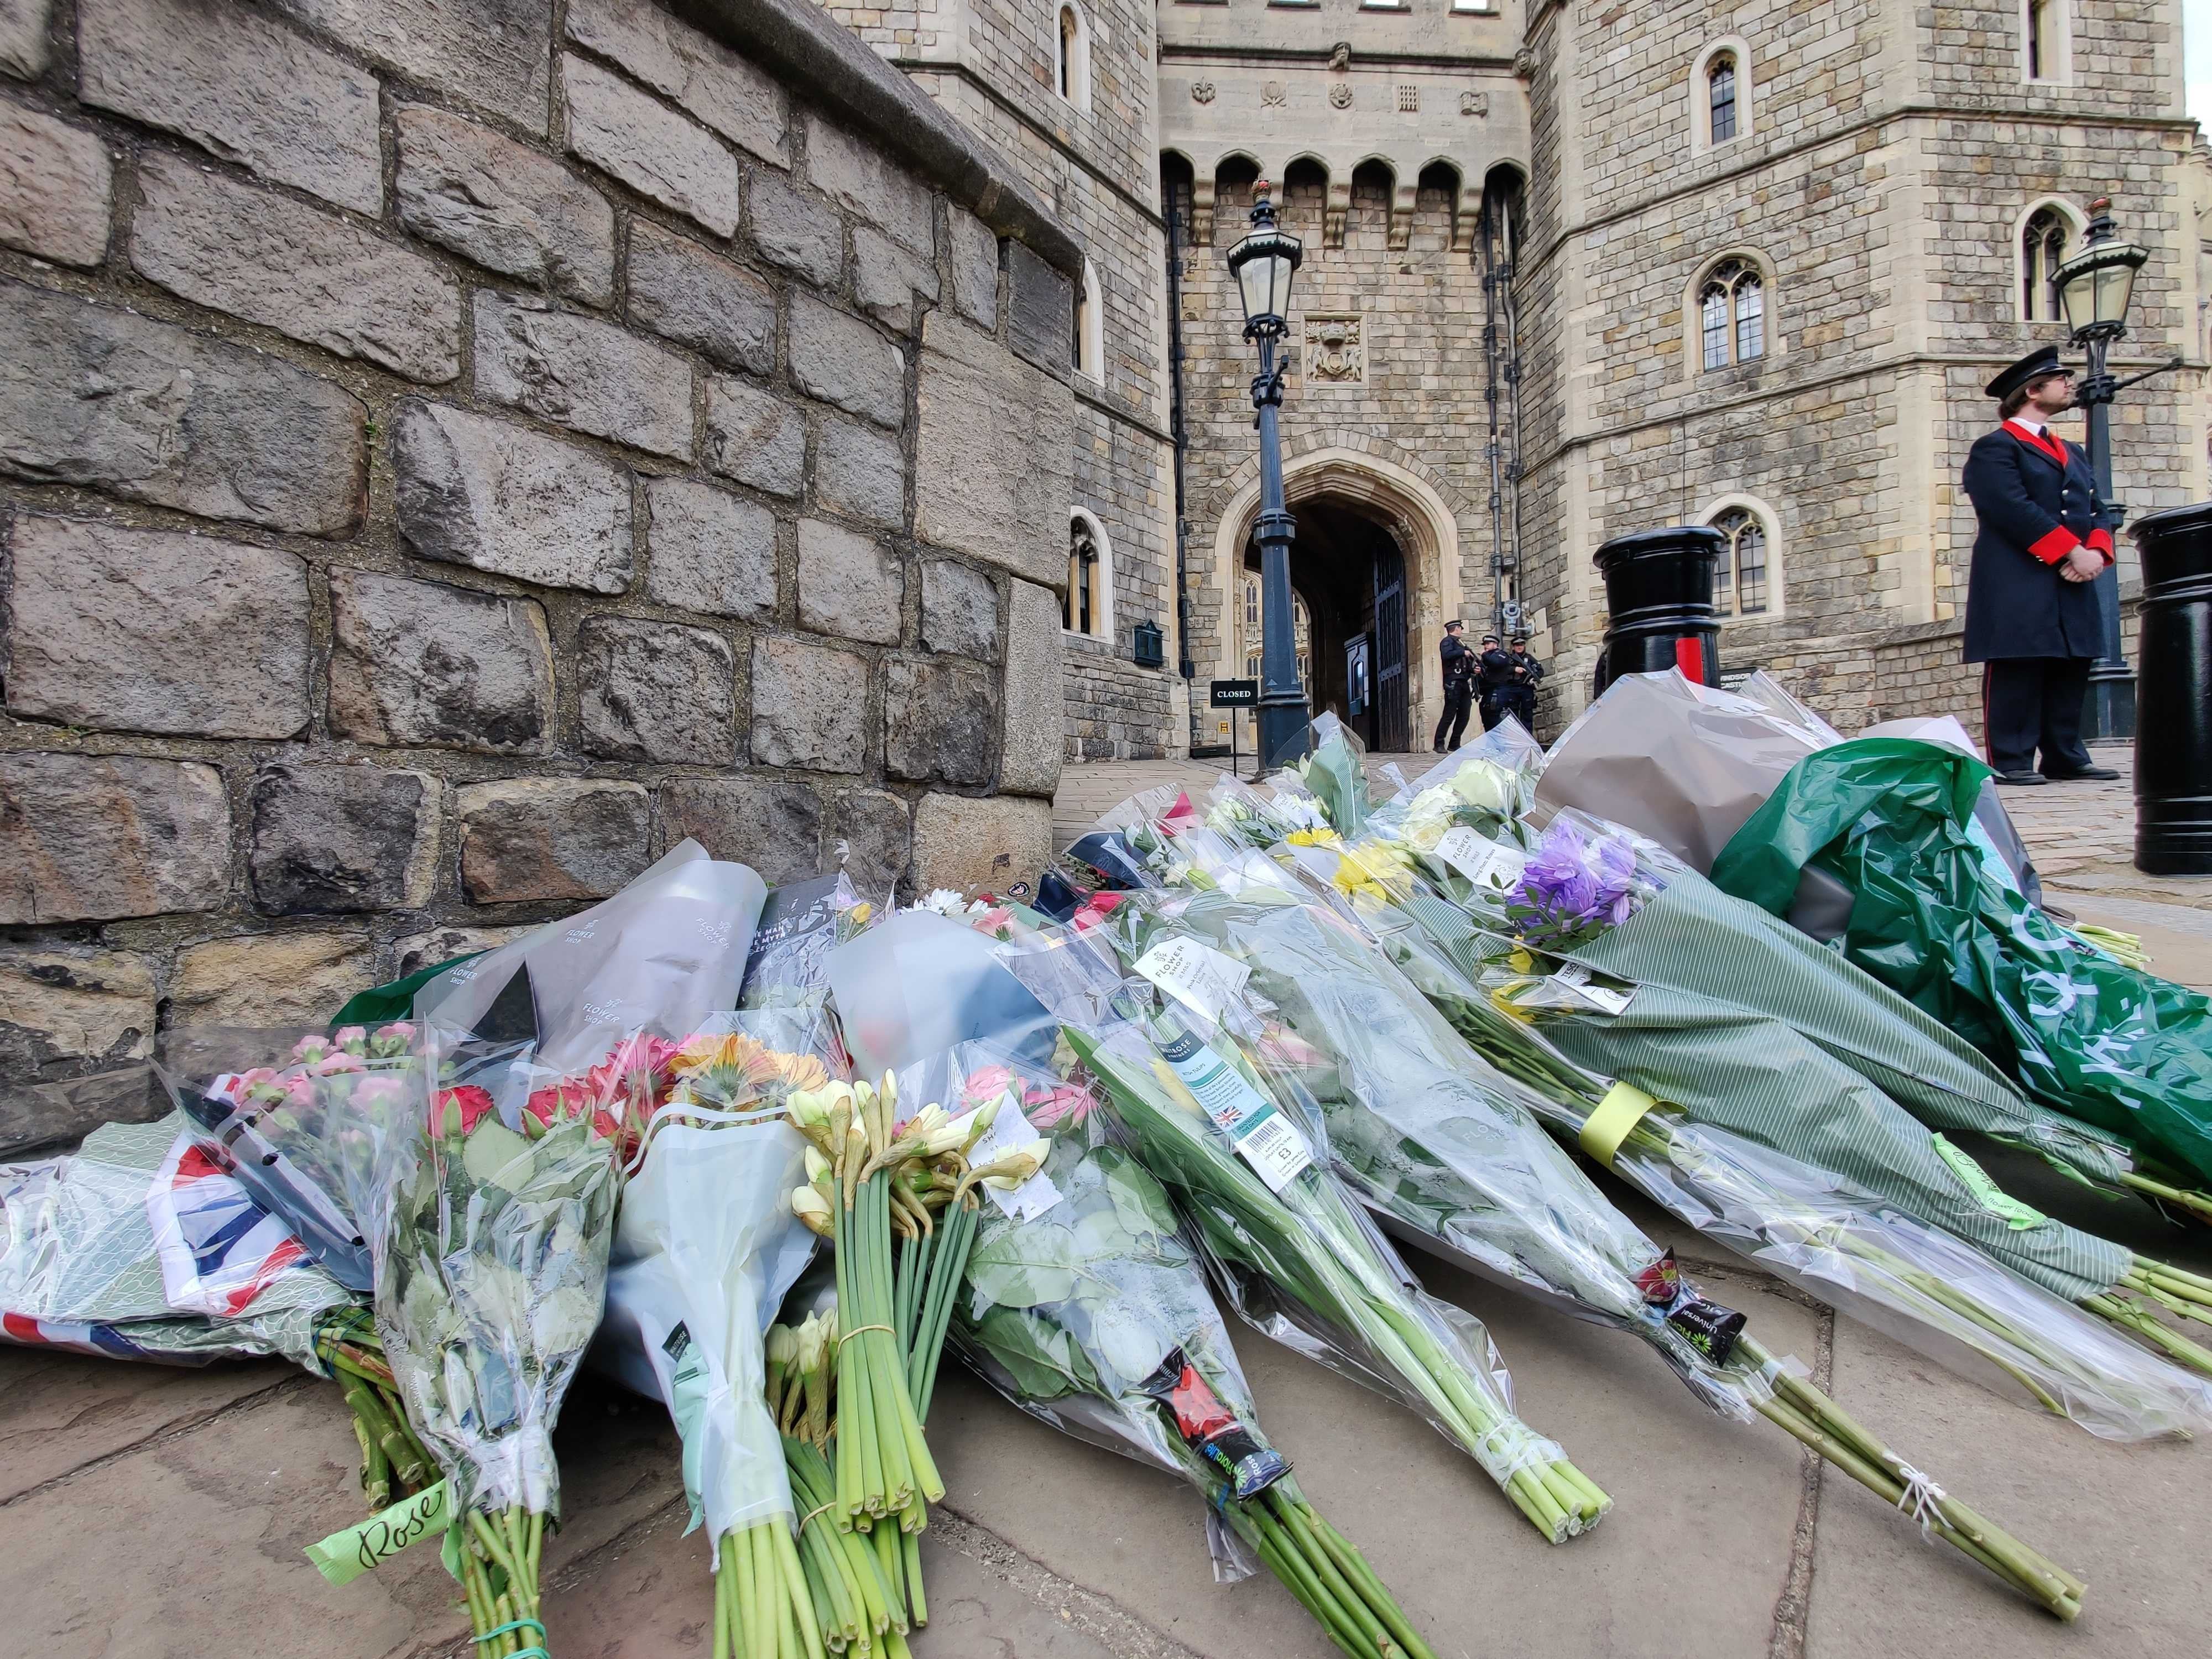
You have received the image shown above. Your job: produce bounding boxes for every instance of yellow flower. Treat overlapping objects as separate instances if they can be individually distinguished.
[671,1030,829,1109]
[1286,827,1343,849]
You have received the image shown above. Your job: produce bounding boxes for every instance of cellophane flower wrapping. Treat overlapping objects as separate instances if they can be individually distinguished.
[0,1108,349,1368]
[940,1037,1294,1582]
[738,872,881,1077]
[368,1030,645,1521]
[985,918,1597,1532]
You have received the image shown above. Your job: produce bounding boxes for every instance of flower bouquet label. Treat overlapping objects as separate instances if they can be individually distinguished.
[1547,961,1636,1017]
[1153,1026,1313,1193]
[1432,828,1526,894]
[304,1477,451,1585]
[968,1089,1065,1221]
[1135,1345,1288,1499]
[1135,937,1251,1029]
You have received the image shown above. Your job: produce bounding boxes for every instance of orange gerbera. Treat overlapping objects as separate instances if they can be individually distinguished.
[670,1030,831,1110]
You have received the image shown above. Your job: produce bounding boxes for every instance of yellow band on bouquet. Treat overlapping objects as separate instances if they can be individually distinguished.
[1578,1082,1657,1170]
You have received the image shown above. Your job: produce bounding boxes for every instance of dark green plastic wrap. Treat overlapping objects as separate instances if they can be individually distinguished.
[1711,739,2212,1188]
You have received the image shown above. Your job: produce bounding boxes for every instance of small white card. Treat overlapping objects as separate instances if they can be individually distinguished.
[967,1088,1063,1220]
[1550,960,1635,1016]
[1433,828,1527,893]
[1134,936,1251,1027]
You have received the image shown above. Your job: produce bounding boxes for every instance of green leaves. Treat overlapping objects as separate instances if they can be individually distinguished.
[967,1226,1079,1308]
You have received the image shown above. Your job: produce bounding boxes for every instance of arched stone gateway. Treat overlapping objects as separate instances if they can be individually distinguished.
[1209,447,1468,754]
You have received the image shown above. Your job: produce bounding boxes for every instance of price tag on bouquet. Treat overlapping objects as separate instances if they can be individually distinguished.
[1134,936,1251,1030]
[1432,828,1526,894]
[1547,961,1636,1017]
[968,1089,1065,1221]
[1152,1027,1313,1193]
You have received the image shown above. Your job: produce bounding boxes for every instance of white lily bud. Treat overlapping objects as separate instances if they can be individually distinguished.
[979,1138,1050,1190]
[791,1186,833,1234]
[804,1146,831,1184]
[766,1323,799,1368]
[962,1096,1002,1148]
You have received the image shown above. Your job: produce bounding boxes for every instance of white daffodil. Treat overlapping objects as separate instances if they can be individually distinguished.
[790,1185,832,1234]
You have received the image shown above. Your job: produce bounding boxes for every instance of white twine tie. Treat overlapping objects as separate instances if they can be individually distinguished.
[1893,1464,1947,1541]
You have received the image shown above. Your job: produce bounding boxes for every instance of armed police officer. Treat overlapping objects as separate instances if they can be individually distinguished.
[1433,620,1476,752]
[1501,634,1545,732]
[1960,345,2120,787]
[1476,633,1516,732]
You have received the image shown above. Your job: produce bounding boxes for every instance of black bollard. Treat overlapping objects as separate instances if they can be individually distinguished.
[2131,500,2212,876]
[1592,525,1725,696]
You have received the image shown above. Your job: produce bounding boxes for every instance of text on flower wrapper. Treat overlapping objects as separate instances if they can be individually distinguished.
[303,1478,451,1585]
[564,923,598,945]
[1432,828,1526,893]
[1547,961,1636,1016]
[1153,1027,1312,1193]
[1133,937,1250,1030]
[580,999,625,1025]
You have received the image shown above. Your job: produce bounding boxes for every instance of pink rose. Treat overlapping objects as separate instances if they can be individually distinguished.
[315,1051,365,1076]
[962,1064,1015,1107]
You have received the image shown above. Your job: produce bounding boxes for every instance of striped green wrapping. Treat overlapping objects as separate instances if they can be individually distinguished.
[1401,893,2129,1303]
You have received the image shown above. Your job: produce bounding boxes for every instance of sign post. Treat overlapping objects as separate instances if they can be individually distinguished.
[1210,678,1259,779]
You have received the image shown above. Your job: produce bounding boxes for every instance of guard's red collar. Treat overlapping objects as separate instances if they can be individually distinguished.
[2005,421,2068,467]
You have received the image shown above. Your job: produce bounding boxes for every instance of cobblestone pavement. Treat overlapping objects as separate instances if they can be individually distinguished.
[9,755,2212,1658]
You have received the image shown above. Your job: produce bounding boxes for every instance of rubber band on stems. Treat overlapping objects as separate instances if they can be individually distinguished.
[838,1323,894,1344]
[473,1619,546,1644]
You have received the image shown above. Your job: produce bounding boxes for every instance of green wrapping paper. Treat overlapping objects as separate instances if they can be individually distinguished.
[1712,738,2212,1188]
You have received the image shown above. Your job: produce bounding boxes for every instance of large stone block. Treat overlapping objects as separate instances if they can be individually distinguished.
[395,103,614,305]
[1006,242,1074,381]
[472,291,692,457]
[830,787,909,894]
[852,225,938,334]
[328,568,555,754]
[269,0,551,132]
[920,559,1000,661]
[658,776,821,882]
[458,778,653,902]
[562,53,739,238]
[0,100,112,267]
[748,169,841,289]
[3,516,310,739]
[79,0,382,212]
[643,476,777,622]
[704,375,804,498]
[393,924,533,979]
[813,414,905,531]
[0,280,365,535]
[946,207,998,330]
[789,294,904,429]
[627,220,775,374]
[998,578,1063,797]
[392,398,634,591]
[170,929,378,1027]
[884,656,995,785]
[132,153,460,383]
[577,614,736,764]
[910,791,1051,894]
[805,115,931,257]
[565,0,786,165]
[0,754,229,925]
[248,763,440,915]
[797,518,901,645]
[0,0,50,79]
[914,313,1072,587]
[0,947,156,1085]
[750,634,868,773]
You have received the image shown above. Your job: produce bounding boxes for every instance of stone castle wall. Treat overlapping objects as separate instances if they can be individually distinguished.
[0,0,1082,1110]
[1514,0,2205,739]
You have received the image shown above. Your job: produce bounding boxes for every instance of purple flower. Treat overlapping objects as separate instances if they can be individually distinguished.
[1511,821,1644,947]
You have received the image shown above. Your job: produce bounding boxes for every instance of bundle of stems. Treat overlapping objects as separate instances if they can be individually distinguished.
[1219,1483,1439,1659]
[313,1307,438,1511]
[1065,1016,1609,1543]
[454,1507,546,1659]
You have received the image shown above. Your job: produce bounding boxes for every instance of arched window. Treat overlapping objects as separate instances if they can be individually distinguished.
[1072,258,1103,379]
[1708,55,1739,144]
[1055,4,1090,111]
[2020,207,2068,321]
[1709,506,1772,617]
[1699,259,1764,371]
[2026,0,2065,82]
[1067,514,1102,637]
[1237,574,1310,685]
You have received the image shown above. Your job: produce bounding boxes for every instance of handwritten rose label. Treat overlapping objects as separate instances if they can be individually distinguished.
[305,1478,450,1585]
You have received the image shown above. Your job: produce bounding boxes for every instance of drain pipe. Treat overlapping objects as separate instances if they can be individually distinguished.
[1165,182,1198,753]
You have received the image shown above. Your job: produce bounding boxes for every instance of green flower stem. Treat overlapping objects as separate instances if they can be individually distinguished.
[1272,1495,1400,1658]
[1303,1505,1438,1659]
[1243,1507,1376,1659]
[351,1415,389,1512]
[2115,1171,2212,1225]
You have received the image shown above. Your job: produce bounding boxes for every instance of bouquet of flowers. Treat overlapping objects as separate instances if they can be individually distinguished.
[985,923,1609,1546]
[1713,738,2212,1194]
[948,1041,1441,1659]
[368,1031,652,1658]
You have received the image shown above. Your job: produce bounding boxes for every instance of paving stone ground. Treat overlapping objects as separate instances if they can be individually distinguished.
[6,743,2212,1657]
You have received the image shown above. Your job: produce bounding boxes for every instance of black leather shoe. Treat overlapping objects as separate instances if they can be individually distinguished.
[2043,765,2119,781]
[1433,743,1448,754]
[1992,770,2049,786]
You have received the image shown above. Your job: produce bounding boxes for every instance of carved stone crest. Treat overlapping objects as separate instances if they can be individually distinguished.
[1261,80,1287,107]
[1329,82,1352,109]
[1191,80,1215,104]
[1460,90,1489,118]
[1303,315,1363,384]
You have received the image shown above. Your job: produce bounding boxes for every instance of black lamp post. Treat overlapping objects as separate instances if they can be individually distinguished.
[2052,196,2150,742]
[1227,181,1308,768]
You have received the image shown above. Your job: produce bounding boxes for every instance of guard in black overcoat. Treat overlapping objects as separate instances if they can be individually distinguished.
[1960,345,2120,785]
[1433,620,1475,752]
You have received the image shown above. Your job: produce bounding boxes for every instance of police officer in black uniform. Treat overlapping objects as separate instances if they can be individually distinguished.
[1433,620,1475,752]
[1961,345,2121,786]
[1476,633,1515,731]
[1504,634,1545,731]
